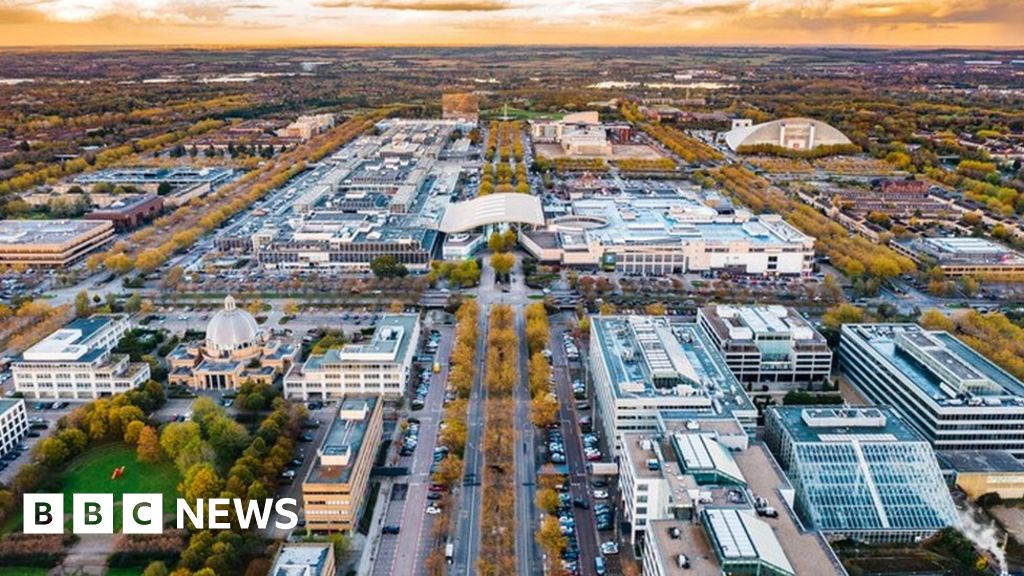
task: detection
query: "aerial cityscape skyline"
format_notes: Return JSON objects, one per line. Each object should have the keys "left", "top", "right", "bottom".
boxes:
{"left": 1, "top": 24, "right": 1024, "bottom": 576}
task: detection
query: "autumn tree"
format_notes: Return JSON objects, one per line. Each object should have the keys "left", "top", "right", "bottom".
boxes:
{"left": 137, "top": 426, "right": 163, "bottom": 463}
{"left": 491, "top": 252, "right": 515, "bottom": 277}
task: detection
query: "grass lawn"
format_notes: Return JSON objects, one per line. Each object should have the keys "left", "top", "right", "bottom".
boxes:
{"left": 59, "top": 444, "right": 181, "bottom": 530}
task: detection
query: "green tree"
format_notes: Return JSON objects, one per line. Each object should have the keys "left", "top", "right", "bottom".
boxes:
{"left": 142, "top": 561, "right": 169, "bottom": 576}
{"left": 370, "top": 255, "right": 409, "bottom": 279}
{"left": 75, "top": 290, "right": 91, "bottom": 318}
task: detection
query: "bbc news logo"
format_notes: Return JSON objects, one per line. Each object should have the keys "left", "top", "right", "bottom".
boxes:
{"left": 24, "top": 494, "right": 299, "bottom": 534}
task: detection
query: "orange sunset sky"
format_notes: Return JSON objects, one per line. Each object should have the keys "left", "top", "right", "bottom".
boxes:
{"left": 0, "top": 0, "right": 1022, "bottom": 47}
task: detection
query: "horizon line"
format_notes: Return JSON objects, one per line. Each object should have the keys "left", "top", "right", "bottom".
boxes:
{"left": 2, "top": 42, "right": 1024, "bottom": 51}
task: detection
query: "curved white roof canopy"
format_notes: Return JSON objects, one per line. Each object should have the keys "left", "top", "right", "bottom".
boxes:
{"left": 439, "top": 193, "right": 545, "bottom": 233}
{"left": 724, "top": 118, "right": 851, "bottom": 152}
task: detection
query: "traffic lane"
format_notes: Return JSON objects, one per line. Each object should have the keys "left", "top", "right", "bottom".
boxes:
{"left": 551, "top": 323, "right": 599, "bottom": 576}
{"left": 392, "top": 324, "right": 453, "bottom": 576}
{"left": 513, "top": 306, "right": 539, "bottom": 576}
{"left": 451, "top": 310, "right": 488, "bottom": 575}
{"left": 264, "top": 403, "right": 335, "bottom": 540}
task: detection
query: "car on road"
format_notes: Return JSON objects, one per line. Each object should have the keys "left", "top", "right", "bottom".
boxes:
{"left": 426, "top": 505, "right": 443, "bottom": 515}
{"left": 593, "top": 489, "right": 608, "bottom": 499}
{"left": 382, "top": 525, "right": 401, "bottom": 535}
{"left": 572, "top": 498, "right": 589, "bottom": 510}
{"left": 595, "top": 556, "right": 607, "bottom": 575}
{"left": 600, "top": 541, "right": 619, "bottom": 555}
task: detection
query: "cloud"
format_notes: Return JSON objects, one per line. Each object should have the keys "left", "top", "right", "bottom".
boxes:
{"left": 316, "top": 0, "right": 511, "bottom": 11}
{"left": 0, "top": 5, "right": 48, "bottom": 23}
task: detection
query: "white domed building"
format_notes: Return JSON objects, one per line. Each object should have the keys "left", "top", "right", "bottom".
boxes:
{"left": 168, "top": 295, "right": 296, "bottom": 390}
{"left": 723, "top": 117, "right": 852, "bottom": 153}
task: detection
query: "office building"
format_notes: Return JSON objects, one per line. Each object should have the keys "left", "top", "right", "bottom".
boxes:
{"left": 0, "top": 399, "right": 28, "bottom": 456}
{"left": 765, "top": 406, "right": 959, "bottom": 543}
{"left": 302, "top": 396, "right": 382, "bottom": 532}
{"left": 698, "top": 305, "right": 832, "bottom": 387}
{"left": 623, "top": 411, "right": 844, "bottom": 576}
{"left": 840, "top": 323, "right": 1024, "bottom": 459}
{"left": 13, "top": 314, "right": 150, "bottom": 400}
{"left": 0, "top": 220, "right": 114, "bottom": 269}
{"left": 85, "top": 194, "right": 164, "bottom": 231}
{"left": 167, "top": 296, "right": 295, "bottom": 390}
{"left": 530, "top": 111, "right": 613, "bottom": 157}
{"left": 937, "top": 450, "right": 1024, "bottom": 501}
{"left": 277, "top": 114, "right": 336, "bottom": 140}
{"left": 892, "top": 236, "right": 1024, "bottom": 277}
{"left": 285, "top": 314, "right": 419, "bottom": 400}
{"left": 590, "top": 316, "right": 757, "bottom": 454}
{"left": 269, "top": 543, "right": 336, "bottom": 576}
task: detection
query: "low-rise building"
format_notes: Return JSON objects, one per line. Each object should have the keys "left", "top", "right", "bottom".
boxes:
{"left": 589, "top": 316, "right": 757, "bottom": 455}
{"left": 0, "top": 219, "right": 114, "bottom": 268}
{"left": 284, "top": 314, "right": 419, "bottom": 400}
{"left": 892, "top": 236, "right": 1024, "bottom": 277}
{"left": 0, "top": 399, "right": 28, "bottom": 456}
{"left": 937, "top": 450, "right": 1024, "bottom": 501}
{"left": 840, "top": 323, "right": 1024, "bottom": 459}
{"left": 268, "top": 543, "right": 336, "bottom": 576}
{"left": 13, "top": 314, "right": 150, "bottom": 400}
{"left": 167, "top": 296, "right": 295, "bottom": 390}
{"left": 277, "top": 114, "right": 336, "bottom": 140}
{"left": 698, "top": 305, "right": 832, "bottom": 387}
{"left": 523, "top": 194, "right": 814, "bottom": 275}
{"left": 85, "top": 194, "right": 164, "bottom": 231}
{"left": 765, "top": 406, "right": 959, "bottom": 543}
{"left": 302, "top": 396, "right": 382, "bottom": 532}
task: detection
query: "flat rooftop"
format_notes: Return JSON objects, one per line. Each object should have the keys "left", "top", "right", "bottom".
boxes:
{"left": 568, "top": 195, "right": 811, "bottom": 248}
{"left": 21, "top": 314, "right": 122, "bottom": 363}
{"left": 306, "top": 396, "right": 378, "bottom": 485}
{"left": 770, "top": 406, "right": 923, "bottom": 444}
{"left": 303, "top": 315, "right": 416, "bottom": 372}
{"left": 937, "top": 450, "right": 1024, "bottom": 474}
{"left": 591, "top": 316, "right": 754, "bottom": 415}
{"left": 0, "top": 399, "right": 23, "bottom": 414}
{"left": 844, "top": 323, "right": 1024, "bottom": 407}
{"left": 74, "top": 166, "right": 234, "bottom": 184}
{"left": 901, "top": 236, "right": 1024, "bottom": 265}
{"left": 271, "top": 543, "right": 332, "bottom": 576}
{"left": 0, "top": 219, "right": 110, "bottom": 247}
{"left": 648, "top": 519, "right": 720, "bottom": 576}
{"left": 701, "top": 305, "right": 824, "bottom": 344}
{"left": 732, "top": 445, "right": 845, "bottom": 576}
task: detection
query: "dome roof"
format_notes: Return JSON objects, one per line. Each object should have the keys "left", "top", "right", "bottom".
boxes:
{"left": 205, "top": 295, "right": 261, "bottom": 353}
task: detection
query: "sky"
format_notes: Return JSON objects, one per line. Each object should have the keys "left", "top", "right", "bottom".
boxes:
{"left": 0, "top": 0, "right": 1022, "bottom": 47}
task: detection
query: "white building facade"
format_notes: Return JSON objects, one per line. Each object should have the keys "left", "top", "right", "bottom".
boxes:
{"left": 284, "top": 315, "right": 420, "bottom": 400}
{"left": 12, "top": 314, "right": 150, "bottom": 400}
{"left": 0, "top": 400, "right": 28, "bottom": 456}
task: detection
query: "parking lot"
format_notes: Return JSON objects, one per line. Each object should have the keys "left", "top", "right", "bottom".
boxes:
{"left": 372, "top": 323, "right": 454, "bottom": 576}
{"left": 0, "top": 401, "right": 74, "bottom": 484}
{"left": 546, "top": 316, "right": 625, "bottom": 576}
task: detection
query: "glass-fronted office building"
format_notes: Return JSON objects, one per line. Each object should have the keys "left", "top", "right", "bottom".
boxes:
{"left": 765, "top": 406, "right": 959, "bottom": 543}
